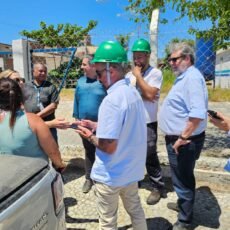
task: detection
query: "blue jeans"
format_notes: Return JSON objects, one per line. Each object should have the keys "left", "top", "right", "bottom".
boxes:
{"left": 165, "top": 133, "right": 205, "bottom": 223}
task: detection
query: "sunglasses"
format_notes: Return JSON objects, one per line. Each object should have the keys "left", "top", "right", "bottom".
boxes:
{"left": 96, "top": 68, "right": 106, "bottom": 78}
{"left": 13, "top": 78, "right": 21, "bottom": 83}
{"left": 168, "top": 55, "right": 184, "bottom": 63}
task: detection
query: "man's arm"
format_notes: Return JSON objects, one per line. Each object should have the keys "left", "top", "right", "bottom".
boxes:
{"left": 77, "top": 126, "right": 117, "bottom": 154}
{"left": 132, "top": 66, "right": 160, "bottom": 101}
{"left": 37, "top": 102, "right": 58, "bottom": 118}
{"left": 173, "top": 117, "right": 202, "bottom": 154}
{"left": 88, "top": 135, "right": 117, "bottom": 154}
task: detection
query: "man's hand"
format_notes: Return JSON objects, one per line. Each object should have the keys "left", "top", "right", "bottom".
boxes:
{"left": 76, "top": 125, "right": 93, "bottom": 139}
{"left": 173, "top": 138, "right": 191, "bottom": 155}
{"left": 132, "top": 66, "right": 142, "bottom": 78}
{"left": 209, "top": 112, "right": 230, "bottom": 132}
{"left": 80, "top": 119, "right": 97, "bottom": 132}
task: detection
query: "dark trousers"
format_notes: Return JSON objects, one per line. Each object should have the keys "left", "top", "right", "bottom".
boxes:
{"left": 50, "top": 128, "right": 58, "bottom": 143}
{"left": 146, "top": 122, "right": 164, "bottom": 190}
{"left": 81, "top": 137, "right": 96, "bottom": 180}
{"left": 165, "top": 133, "right": 205, "bottom": 223}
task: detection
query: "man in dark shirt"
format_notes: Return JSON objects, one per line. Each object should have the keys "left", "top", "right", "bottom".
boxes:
{"left": 23, "top": 63, "right": 59, "bottom": 142}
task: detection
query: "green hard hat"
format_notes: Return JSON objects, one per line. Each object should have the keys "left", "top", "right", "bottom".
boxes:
{"left": 131, "top": 39, "right": 151, "bottom": 53}
{"left": 92, "top": 41, "right": 127, "bottom": 63}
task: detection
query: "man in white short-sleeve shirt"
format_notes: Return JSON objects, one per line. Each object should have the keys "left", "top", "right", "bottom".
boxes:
{"left": 126, "top": 38, "right": 165, "bottom": 206}
{"left": 77, "top": 41, "right": 148, "bottom": 230}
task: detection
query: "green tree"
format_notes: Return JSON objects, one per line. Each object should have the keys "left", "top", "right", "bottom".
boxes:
{"left": 20, "top": 21, "right": 97, "bottom": 47}
{"left": 20, "top": 21, "right": 97, "bottom": 88}
{"left": 126, "top": 0, "right": 229, "bottom": 49}
{"left": 115, "top": 33, "right": 131, "bottom": 51}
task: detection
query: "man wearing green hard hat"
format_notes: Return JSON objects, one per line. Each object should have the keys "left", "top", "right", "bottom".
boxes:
{"left": 77, "top": 41, "right": 148, "bottom": 230}
{"left": 126, "top": 38, "right": 165, "bottom": 205}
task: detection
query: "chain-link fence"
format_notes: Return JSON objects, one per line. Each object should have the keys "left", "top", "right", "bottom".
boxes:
{"left": 30, "top": 43, "right": 78, "bottom": 90}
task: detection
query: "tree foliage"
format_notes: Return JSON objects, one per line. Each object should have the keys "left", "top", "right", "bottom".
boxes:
{"left": 48, "top": 57, "right": 83, "bottom": 85}
{"left": 115, "top": 33, "right": 131, "bottom": 50}
{"left": 20, "top": 21, "right": 97, "bottom": 47}
{"left": 126, "top": 0, "right": 229, "bottom": 49}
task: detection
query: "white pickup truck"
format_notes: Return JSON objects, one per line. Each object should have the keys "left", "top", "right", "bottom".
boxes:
{"left": 0, "top": 155, "right": 66, "bottom": 230}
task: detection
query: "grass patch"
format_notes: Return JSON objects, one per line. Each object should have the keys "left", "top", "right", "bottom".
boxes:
{"left": 208, "top": 87, "right": 230, "bottom": 102}
{"left": 60, "top": 88, "right": 75, "bottom": 100}
{"left": 161, "top": 69, "right": 175, "bottom": 94}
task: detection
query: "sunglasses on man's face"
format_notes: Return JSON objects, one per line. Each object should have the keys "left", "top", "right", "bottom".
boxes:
{"left": 168, "top": 55, "right": 184, "bottom": 63}
{"left": 96, "top": 68, "right": 106, "bottom": 78}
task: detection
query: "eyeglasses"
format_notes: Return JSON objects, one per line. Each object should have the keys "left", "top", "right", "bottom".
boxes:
{"left": 96, "top": 68, "right": 106, "bottom": 78}
{"left": 168, "top": 56, "right": 184, "bottom": 63}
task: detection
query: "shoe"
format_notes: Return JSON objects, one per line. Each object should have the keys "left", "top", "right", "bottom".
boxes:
{"left": 167, "top": 202, "right": 179, "bottom": 212}
{"left": 146, "top": 189, "right": 161, "bottom": 205}
{"left": 82, "top": 179, "right": 93, "bottom": 193}
{"left": 173, "top": 221, "right": 191, "bottom": 230}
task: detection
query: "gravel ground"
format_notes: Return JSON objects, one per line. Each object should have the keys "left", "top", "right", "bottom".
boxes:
{"left": 56, "top": 99, "right": 230, "bottom": 230}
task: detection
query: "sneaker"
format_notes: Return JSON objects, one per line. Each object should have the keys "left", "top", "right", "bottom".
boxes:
{"left": 146, "top": 189, "right": 161, "bottom": 205}
{"left": 167, "top": 202, "right": 179, "bottom": 212}
{"left": 82, "top": 179, "right": 93, "bottom": 193}
{"left": 173, "top": 221, "right": 191, "bottom": 230}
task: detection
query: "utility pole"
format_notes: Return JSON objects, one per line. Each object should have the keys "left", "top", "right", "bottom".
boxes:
{"left": 149, "top": 9, "right": 159, "bottom": 67}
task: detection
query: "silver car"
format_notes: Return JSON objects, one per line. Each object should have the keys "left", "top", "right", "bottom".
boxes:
{"left": 0, "top": 155, "right": 66, "bottom": 230}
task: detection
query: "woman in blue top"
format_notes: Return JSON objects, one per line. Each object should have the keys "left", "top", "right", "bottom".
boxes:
{"left": 0, "top": 78, "right": 66, "bottom": 171}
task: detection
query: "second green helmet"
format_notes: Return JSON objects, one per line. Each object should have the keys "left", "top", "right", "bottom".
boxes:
{"left": 92, "top": 41, "right": 127, "bottom": 63}
{"left": 131, "top": 39, "right": 151, "bottom": 53}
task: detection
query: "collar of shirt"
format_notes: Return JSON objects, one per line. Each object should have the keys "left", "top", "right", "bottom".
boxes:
{"left": 142, "top": 66, "right": 153, "bottom": 77}
{"left": 107, "top": 78, "right": 128, "bottom": 94}
{"left": 32, "top": 80, "right": 46, "bottom": 88}
{"left": 175, "top": 65, "right": 194, "bottom": 82}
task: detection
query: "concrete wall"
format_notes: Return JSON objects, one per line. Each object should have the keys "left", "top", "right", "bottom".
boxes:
{"left": 12, "top": 39, "right": 32, "bottom": 82}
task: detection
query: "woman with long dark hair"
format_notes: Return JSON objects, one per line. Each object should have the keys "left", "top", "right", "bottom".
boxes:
{"left": 0, "top": 78, "right": 65, "bottom": 171}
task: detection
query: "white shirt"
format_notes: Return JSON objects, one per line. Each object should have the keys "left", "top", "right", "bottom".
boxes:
{"left": 126, "top": 66, "right": 163, "bottom": 123}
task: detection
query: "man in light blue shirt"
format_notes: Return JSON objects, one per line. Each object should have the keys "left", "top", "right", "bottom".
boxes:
{"left": 76, "top": 41, "right": 147, "bottom": 230}
{"left": 159, "top": 42, "right": 208, "bottom": 230}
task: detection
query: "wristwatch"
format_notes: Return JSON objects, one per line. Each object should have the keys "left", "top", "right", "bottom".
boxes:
{"left": 179, "top": 135, "right": 188, "bottom": 141}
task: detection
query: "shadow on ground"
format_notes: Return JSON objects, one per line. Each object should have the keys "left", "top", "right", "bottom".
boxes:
{"left": 63, "top": 157, "right": 85, "bottom": 184}
{"left": 64, "top": 197, "right": 98, "bottom": 226}
{"left": 192, "top": 186, "right": 221, "bottom": 229}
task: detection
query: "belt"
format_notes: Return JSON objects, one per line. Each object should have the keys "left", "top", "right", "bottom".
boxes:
{"left": 165, "top": 131, "right": 205, "bottom": 142}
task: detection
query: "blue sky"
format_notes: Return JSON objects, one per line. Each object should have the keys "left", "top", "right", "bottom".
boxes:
{"left": 0, "top": 0, "right": 210, "bottom": 58}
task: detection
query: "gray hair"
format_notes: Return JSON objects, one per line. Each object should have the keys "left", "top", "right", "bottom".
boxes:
{"left": 109, "top": 63, "right": 128, "bottom": 77}
{"left": 169, "top": 42, "right": 195, "bottom": 64}
{"left": 83, "top": 54, "right": 94, "bottom": 65}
